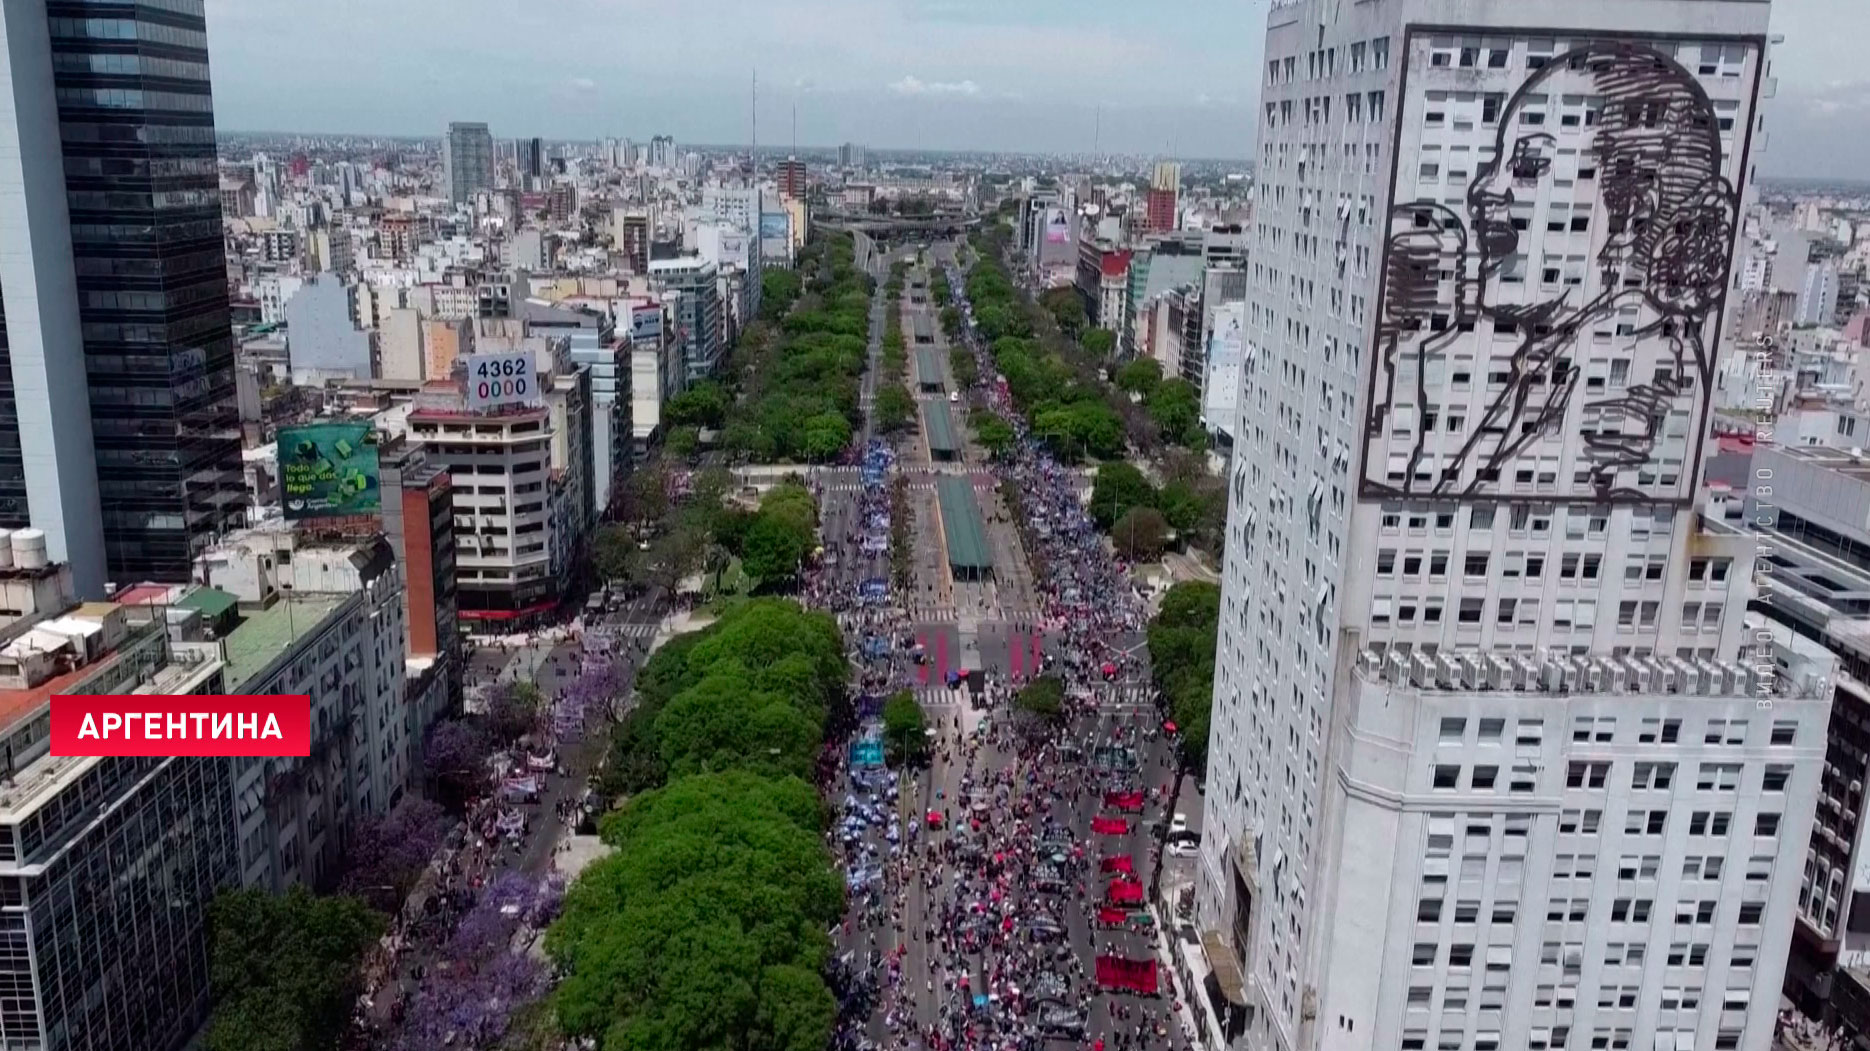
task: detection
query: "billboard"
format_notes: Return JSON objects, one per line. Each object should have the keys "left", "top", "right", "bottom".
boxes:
{"left": 279, "top": 422, "right": 380, "bottom": 520}
{"left": 760, "top": 212, "right": 790, "bottom": 239}
{"left": 630, "top": 304, "right": 662, "bottom": 343}
{"left": 464, "top": 350, "right": 539, "bottom": 411}
{"left": 1043, "top": 207, "right": 1070, "bottom": 244}
{"left": 1203, "top": 302, "right": 1245, "bottom": 434}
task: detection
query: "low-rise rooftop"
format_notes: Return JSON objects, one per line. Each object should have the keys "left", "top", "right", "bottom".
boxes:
{"left": 223, "top": 595, "right": 349, "bottom": 691}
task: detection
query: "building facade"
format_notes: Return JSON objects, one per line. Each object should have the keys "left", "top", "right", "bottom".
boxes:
{"left": 0, "top": 0, "right": 247, "bottom": 592}
{"left": 443, "top": 121, "right": 494, "bottom": 205}
{"left": 649, "top": 257, "right": 723, "bottom": 383}
{"left": 1196, "top": 5, "right": 1804, "bottom": 1051}
{"left": 0, "top": 596, "right": 231, "bottom": 1051}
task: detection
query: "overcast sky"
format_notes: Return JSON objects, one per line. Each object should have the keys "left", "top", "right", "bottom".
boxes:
{"left": 206, "top": 0, "right": 1867, "bottom": 175}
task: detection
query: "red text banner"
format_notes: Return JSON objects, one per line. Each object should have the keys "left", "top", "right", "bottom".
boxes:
{"left": 51, "top": 695, "right": 311, "bottom": 757}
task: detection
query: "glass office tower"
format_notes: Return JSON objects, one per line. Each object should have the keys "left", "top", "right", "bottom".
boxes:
{"left": 43, "top": 2, "right": 246, "bottom": 582}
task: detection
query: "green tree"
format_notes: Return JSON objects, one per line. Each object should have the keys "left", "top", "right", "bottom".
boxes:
{"left": 1146, "top": 378, "right": 1203, "bottom": 445}
{"left": 874, "top": 386, "right": 916, "bottom": 433}
{"left": 741, "top": 512, "right": 814, "bottom": 585}
{"left": 665, "top": 381, "right": 729, "bottom": 429}
{"left": 1040, "top": 287, "right": 1086, "bottom": 337}
{"left": 1115, "top": 357, "right": 1163, "bottom": 395}
{"left": 1112, "top": 506, "right": 1172, "bottom": 561}
{"left": 548, "top": 772, "right": 840, "bottom": 1051}
{"left": 940, "top": 305, "right": 963, "bottom": 339}
{"left": 949, "top": 348, "right": 979, "bottom": 388}
{"left": 619, "top": 464, "right": 671, "bottom": 528}
{"left": 1081, "top": 328, "right": 1117, "bottom": 358}
{"left": 1090, "top": 461, "right": 1157, "bottom": 530}
{"left": 593, "top": 524, "right": 640, "bottom": 585}
{"left": 208, "top": 887, "right": 383, "bottom": 1051}
{"left": 665, "top": 425, "right": 700, "bottom": 457}
{"left": 1014, "top": 676, "right": 1066, "bottom": 723}
{"left": 657, "top": 668, "right": 821, "bottom": 779}
{"left": 798, "top": 412, "right": 853, "bottom": 462}
{"left": 971, "top": 412, "right": 1016, "bottom": 459}
{"left": 881, "top": 690, "right": 928, "bottom": 767}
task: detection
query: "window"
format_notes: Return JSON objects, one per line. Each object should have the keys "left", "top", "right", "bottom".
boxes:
{"left": 1471, "top": 765, "right": 1498, "bottom": 789}
{"left": 1434, "top": 765, "right": 1460, "bottom": 789}
{"left": 1755, "top": 813, "right": 1781, "bottom": 837}
{"left": 1763, "top": 765, "right": 1791, "bottom": 792}
{"left": 1418, "top": 898, "right": 1443, "bottom": 922}
{"left": 1440, "top": 717, "right": 1466, "bottom": 742}
{"left": 1478, "top": 718, "right": 1505, "bottom": 742}
{"left": 1771, "top": 720, "right": 1798, "bottom": 746}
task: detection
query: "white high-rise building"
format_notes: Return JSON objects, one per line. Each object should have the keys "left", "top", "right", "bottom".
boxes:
{"left": 1194, "top": 5, "right": 1832, "bottom": 1051}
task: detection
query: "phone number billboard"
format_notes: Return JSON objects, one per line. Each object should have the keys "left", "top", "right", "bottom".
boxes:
{"left": 279, "top": 422, "right": 380, "bottom": 520}
{"left": 465, "top": 351, "right": 539, "bottom": 411}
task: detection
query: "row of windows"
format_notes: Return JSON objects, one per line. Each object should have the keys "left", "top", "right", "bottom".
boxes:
{"left": 51, "top": 49, "right": 208, "bottom": 81}
{"left": 47, "top": 17, "right": 207, "bottom": 50}
{"left": 1377, "top": 549, "right": 1729, "bottom": 585}
{"left": 56, "top": 87, "right": 213, "bottom": 112}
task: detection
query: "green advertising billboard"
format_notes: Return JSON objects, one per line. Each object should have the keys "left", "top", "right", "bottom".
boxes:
{"left": 279, "top": 422, "right": 381, "bottom": 520}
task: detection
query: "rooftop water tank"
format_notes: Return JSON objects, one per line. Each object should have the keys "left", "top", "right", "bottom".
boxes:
{"left": 12, "top": 529, "right": 47, "bottom": 570}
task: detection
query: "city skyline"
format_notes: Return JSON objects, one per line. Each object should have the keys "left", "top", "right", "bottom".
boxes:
{"left": 205, "top": 0, "right": 1870, "bottom": 174}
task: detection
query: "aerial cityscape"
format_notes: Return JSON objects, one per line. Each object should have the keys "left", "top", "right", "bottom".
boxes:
{"left": 0, "top": 1, "right": 1865, "bottom": 1051}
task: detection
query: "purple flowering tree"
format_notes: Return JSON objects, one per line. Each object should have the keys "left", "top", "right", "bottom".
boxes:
{"left": 393, "top": 872, "right": 563, "bottom": 1050}
{"left": 424, "top": 719, "right": 494, "bottom": 810}
{"left": 341, "top": 797, "right": 453, "bottom": 912}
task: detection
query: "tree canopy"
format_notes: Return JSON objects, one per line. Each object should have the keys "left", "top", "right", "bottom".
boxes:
{"left": 1015, "top": 676, "right": 1066, "bottom": 723}
{"left": 208, "top": 887, "right": 383, "bottom": 1051}
{"left": 1090, "top": 461, "right": 1157, "bottom": 530}
{"left": 1115, "top": 357, "right": 1163, "bottom": 396}
{"left": 721, "top": 233, "right": 872, "bottom": 463}
{"left": 1147, "top": 581, "right": 1220, "bottom": 773}
{"left": 1112, "top": 506, "right": 1172, "bottom": 561}
{"left": 881, "top": 690, "right": 929, "bottom": 766}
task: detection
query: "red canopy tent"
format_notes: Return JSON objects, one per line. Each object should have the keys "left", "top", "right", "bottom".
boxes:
{"left": 1095, "top": 906, "right": 1130, "bottom": 926}
{"left": 1103, "top": 790, "right": 1146, "bottom": 812}
{"left": 1100, "top": 855, "right": 1135, "bottom": 875}
{"left": 1091, "top": 817, "right": 1129, "bottom": 835}
{"left": 1095, "top": 955, "right": 1159, "bottom": 995}
{"left": 1107, "top": 879, "right": 1145, "bottom": 906}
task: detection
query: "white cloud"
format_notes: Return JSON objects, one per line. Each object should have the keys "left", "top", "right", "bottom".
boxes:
{"left": 568, "top": 76, "right": 596, "bottom": 92}
{"left": 889, "top": 75, "right": 982, "bottom": 97}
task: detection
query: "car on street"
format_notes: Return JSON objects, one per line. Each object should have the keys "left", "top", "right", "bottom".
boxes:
{"left": 1170, "top": 812, "right": 1189, "bottom": 837}
{"left": 1167, "top": 836, "right": 1199, "bottom": 858}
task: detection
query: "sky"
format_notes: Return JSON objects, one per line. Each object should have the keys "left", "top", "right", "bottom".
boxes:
{"left": 205, "top": 0, "right": 1868, "bottom": 175}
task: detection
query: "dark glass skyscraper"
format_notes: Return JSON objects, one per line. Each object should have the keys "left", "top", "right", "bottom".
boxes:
{"left": 22, "top": 1, "right": 247, "bottom": 585}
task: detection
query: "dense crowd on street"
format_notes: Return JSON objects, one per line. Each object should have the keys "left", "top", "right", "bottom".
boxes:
{"left": 348, "top": 624, "right": 635, "bottom": 1048}
{"left": 818, "top": 247, "right": 1192, "bottom": 1051}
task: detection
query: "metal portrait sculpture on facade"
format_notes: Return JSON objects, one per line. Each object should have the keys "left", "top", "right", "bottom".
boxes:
{"left": 1364, "top": 41, "right": 1741, "bottom": 503}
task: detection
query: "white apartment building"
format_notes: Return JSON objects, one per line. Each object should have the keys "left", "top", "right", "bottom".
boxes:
{"left": 199, "top": 531, "right": 412, "bottom": 890}
{"left": 1196, "top": 4, "right": 1822, "bottom": 1051}
{"left": 407, "top": 368, "right": 593, "bottom": 624}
